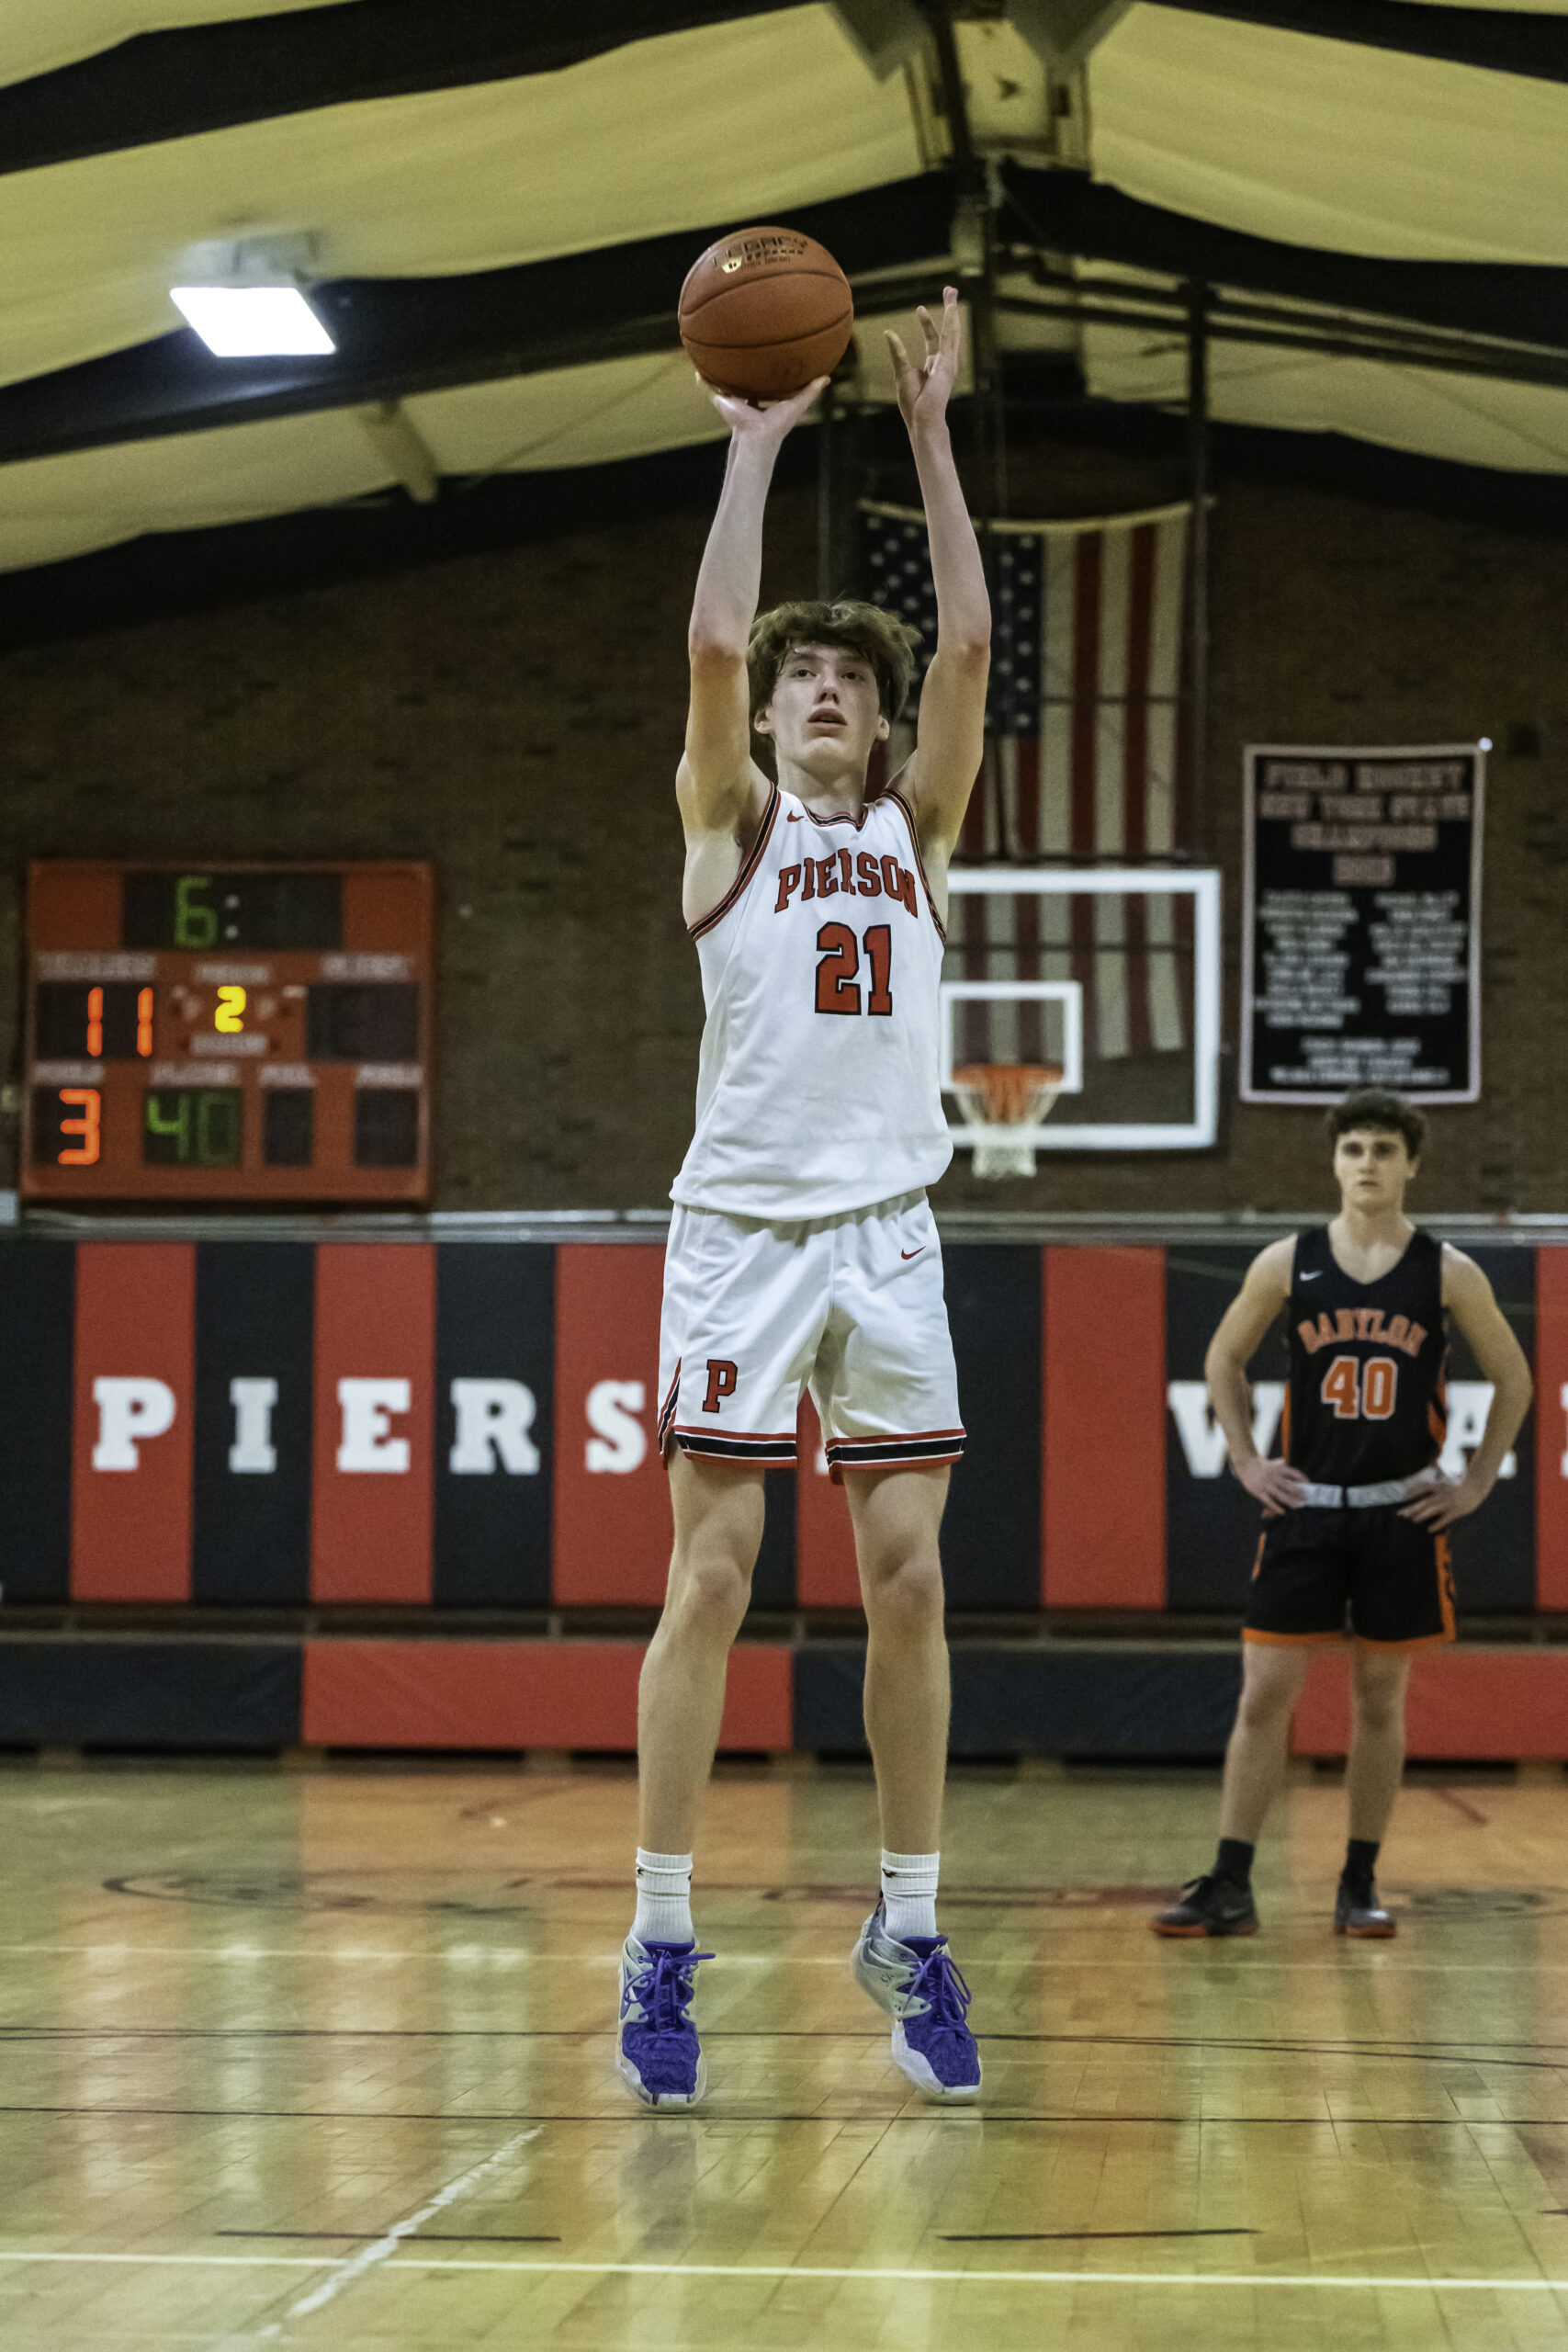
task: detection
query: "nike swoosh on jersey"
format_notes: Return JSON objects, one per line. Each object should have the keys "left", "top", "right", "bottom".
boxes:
{"left": 787, "top": 810, "right": 805, "bottom": 821}
{"left": 901, "top": 1248, "right": 924, "bottom": 1261}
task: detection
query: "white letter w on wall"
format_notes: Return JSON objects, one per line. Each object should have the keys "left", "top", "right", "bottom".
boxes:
{"left": 1168, "top": 1381, "right": 1285, "bottom": 1476}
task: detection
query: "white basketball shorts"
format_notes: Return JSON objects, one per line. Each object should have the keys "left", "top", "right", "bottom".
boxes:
{"left": 657, "top": 1188, "right": 964, "bottom": 1480}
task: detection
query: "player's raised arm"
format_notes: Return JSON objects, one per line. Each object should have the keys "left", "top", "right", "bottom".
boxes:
{"left": 679, "top": 379, "right": 826, "bottom": 873}
{"left": 1401, "top": 1248, "right": 1533, "bottom": 1528}
{"left": 1204, "top": 1239, "right": 1307, "bottom": 1514}
{"left": 886, "top": 288, "right": 990, "bottom": 862}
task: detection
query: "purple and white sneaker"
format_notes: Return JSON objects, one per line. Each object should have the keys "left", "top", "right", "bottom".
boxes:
{"left": 615, "top": 1935, "right": 712, "bottom": 2109}
{"left": 852, "top": 1904, "right": 981, "bottom": 2100}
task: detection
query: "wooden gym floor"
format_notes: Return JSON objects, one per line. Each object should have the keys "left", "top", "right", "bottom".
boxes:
{"left": 0, "top": 1754, "right": 1564, "bottom": 2350}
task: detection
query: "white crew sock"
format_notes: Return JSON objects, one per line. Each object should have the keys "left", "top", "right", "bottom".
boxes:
{"left": 881, "top": 1849, "right": 940, "bottom": 1942}
{"left": 632, "top": 1849, "right": 694, "bottom": 1947}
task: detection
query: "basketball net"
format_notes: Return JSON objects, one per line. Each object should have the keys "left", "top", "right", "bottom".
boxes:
{"left": 952, "top": 1063, "right": 1064, "bottom": 1180}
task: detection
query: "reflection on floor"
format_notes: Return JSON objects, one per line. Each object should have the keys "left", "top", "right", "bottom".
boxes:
{"left": 0, "top": 1754, "right": 1563, "bottom": 2348}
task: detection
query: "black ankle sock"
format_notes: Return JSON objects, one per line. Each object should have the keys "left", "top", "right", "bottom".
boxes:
{"left": 1214, "top": 1838, "right": 1255, "bottom": 1890}
{"left": 1342, "top": 1838, "right": 1380, "bottom": 1891}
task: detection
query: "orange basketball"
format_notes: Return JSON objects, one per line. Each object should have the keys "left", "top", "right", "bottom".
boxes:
{"left": 679, "top": 226, "right": 853, "bottom": 401}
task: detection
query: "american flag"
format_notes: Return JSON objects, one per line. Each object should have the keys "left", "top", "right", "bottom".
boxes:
{"left": 863, "top": 500, "right": 1196, "bottom": 1066}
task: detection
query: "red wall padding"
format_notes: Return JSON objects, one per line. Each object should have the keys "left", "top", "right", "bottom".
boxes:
{"left": 72, "top": 1242, "right": 194, "bottom": 1600}
{"left": 551, "top": 1245, "right": 670, "bottom": 1604}
{"left": 302, "top": 1638, "right": 792, "bottom": 1751}
{"left": 1292, "top": 1647, "right": 1568, "bottom": 1758}
{"left": 1042, "top": 1246, "right": 1166, "bottom": 1607}
{"left": 795, "top": 1396, "right": 861, "bottom": 1606}
{"left": 310, "top": 1243, "right": 434, "bottom": 1602}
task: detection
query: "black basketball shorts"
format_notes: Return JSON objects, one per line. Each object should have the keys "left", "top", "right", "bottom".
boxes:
{"left": 1243, "top": 1505, "right": 1456, "bottom": 1650}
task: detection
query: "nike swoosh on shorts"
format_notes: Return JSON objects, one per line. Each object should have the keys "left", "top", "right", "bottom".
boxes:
{"left": 901, "top": 1248, "right": 924, "bottom": 1261}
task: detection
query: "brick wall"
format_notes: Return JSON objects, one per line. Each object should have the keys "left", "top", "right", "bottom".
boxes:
{"left": 0, "top": 460, "right": 1563, "bottom": 1212}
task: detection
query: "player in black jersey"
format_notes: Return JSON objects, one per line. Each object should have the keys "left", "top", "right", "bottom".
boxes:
{"left": 1153, "top": 1090, "right": 1531, "bottom": 1940}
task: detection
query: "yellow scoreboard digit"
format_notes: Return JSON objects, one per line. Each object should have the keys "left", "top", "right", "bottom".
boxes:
{"left": 23, "top": 862, "right": 434, "bottom": 1203}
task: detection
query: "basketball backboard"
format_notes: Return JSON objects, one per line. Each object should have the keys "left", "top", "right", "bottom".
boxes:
{"left": 941, "top": 866, "right": 1222, "bottom": 1156}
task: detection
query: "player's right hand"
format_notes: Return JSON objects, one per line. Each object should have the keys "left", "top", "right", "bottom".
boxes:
{"left": 708, "top": 377, "right": 829, "bottom": 440}
{"left": 1234, "top": 1455, "right": 1309, "bottom": 1516}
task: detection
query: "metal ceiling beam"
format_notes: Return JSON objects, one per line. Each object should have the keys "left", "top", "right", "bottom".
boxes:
{"left": 1010, "top": 2, "right": 1134, "bottom": 70}
{"left": 993, "top": 290, "right": 1568, "bottom": 397}
{"left": 998, "top": 163, "right": 1568, "bottom": 356}
{"left": 0, "top": 0, "right": 801, "bottom": 179}
{"left": 829, "top": 0, "right": 930, "bottom": 80}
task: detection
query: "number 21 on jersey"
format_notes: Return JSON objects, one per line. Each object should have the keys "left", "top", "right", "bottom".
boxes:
{"left": 816, "top": 922, "right": 893, "bottom": 1017}
{"left": 1321, "top": 1353, "right": 1397, "bottom": 1420}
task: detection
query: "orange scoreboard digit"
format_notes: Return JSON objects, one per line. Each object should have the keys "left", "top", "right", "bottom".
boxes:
{"left": 24, "top": 862, "right": 434, "bottom": 1203}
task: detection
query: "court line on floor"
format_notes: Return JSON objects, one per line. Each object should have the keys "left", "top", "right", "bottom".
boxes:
{"left": 940, "top": 2229, "right": 1257, "bottom": 2242}
{"left": 3, "top": 2026, "right": 1564, "bottom": 2065}
{"left": 0, "top": 2251, "right": 1564, "bottom": 2294}
{"left": 0, "top": 2104, "right": 1563, "bottom": 2127}
{"left": 247, "top": 2124, "right": 541, "bottom": 2337}
{"left": 218, "top": 2232, "right": 559, "bottom": 2244}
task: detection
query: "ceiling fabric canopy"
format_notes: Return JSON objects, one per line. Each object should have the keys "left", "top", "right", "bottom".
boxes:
{"left": 0, "top": 0, "right": 1564, "bottom": 583}
{"left": 1095, "top": 8, "right": 1568, "bottom": 265}
{"left": 0, "top": 7, "right": 915, "bottom": 390}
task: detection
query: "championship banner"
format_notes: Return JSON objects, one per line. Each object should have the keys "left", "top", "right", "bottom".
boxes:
{"left": 1240, "top": 741, "right": 1483, "bottom": 1103}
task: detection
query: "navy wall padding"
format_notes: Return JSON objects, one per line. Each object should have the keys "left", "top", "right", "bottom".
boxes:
{"left": 1442, "top": 1246, "right": 1534, "bottom": 1612}
{"left": 942, "top": 1245, "right": 1041, "bottom": 1609}
{"left": 0, "top": 1239, "right": 75, "bottom": 1600}
{"left": 0, "top": 1641, "right": 302, "bottom": 1747}
{"left": 193, "top": 1241, "right": 315, "bottom": 1603}
{"left": 751, "top": 1469, "right": 796, "bottom": 1611}
{"left": 434, "top": 1243, "right": 555, "bottom": 1605}
{"left": 1165, "top": 1245, "right": 1280, "bottom": 1610}
{"left": 795, "top": 1643, "right": 1244, "bottom": 1756}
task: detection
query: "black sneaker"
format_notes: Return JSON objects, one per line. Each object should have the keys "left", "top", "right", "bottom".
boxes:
{"left": 1334, "top": 1881, "right": 1395, "bottom": 1939}
{"left": 1151, "top": 1873, "right": 1259, "bottom": 1939}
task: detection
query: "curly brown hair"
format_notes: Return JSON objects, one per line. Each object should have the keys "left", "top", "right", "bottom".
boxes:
{"left": 1326, "top": 1088, "right": 1427, "bottom": 1160}
{"left": 747, "top": 599, "right": 922, "bottom": 725}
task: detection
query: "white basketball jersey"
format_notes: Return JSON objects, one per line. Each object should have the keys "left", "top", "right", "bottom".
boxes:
{"left": 671, "top": 783, "right": 953, "bottom": 1220}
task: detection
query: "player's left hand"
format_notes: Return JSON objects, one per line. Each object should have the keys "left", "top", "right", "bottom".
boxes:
{"left": 1399, "top": 1471, "right": 1488, "bottom": 1529}
{"left": 886, "top": 287, "right": 963, "bottom": 433}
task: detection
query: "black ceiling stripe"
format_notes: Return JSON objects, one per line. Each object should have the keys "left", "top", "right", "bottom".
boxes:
{"left": 1161, "top": 0, "right": 1568, "bottom": 86}
{"left": 0, "top": 0, "right": 800, "bottom": 178}
{"left": 0, "top": 175, "right": 955, "bottom": 466}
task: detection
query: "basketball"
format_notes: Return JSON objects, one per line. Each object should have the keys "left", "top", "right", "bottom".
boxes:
{"left": 678, "top": 225, "right": 853, "bottom": 401}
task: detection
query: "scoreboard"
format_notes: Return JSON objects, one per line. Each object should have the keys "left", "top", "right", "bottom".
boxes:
{"left": 23, "top": 862, "right": 434, "bottom": 1203}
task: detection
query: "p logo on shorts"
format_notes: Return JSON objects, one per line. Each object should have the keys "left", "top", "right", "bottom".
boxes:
{"left": 702, "top": 1360, "right": 739, "bottom": 1415}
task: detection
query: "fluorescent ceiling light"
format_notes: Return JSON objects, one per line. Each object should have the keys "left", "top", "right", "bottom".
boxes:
{"left": 170, "top": 284, "right": 334, "bottom": 357}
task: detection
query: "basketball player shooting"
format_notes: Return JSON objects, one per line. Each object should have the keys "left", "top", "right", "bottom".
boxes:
{"left": 1153, "top": 1090, "right": 1532, "bottom": 1940}
{"left": 616, "top": 289, "right": 990, "bottom": 2108}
